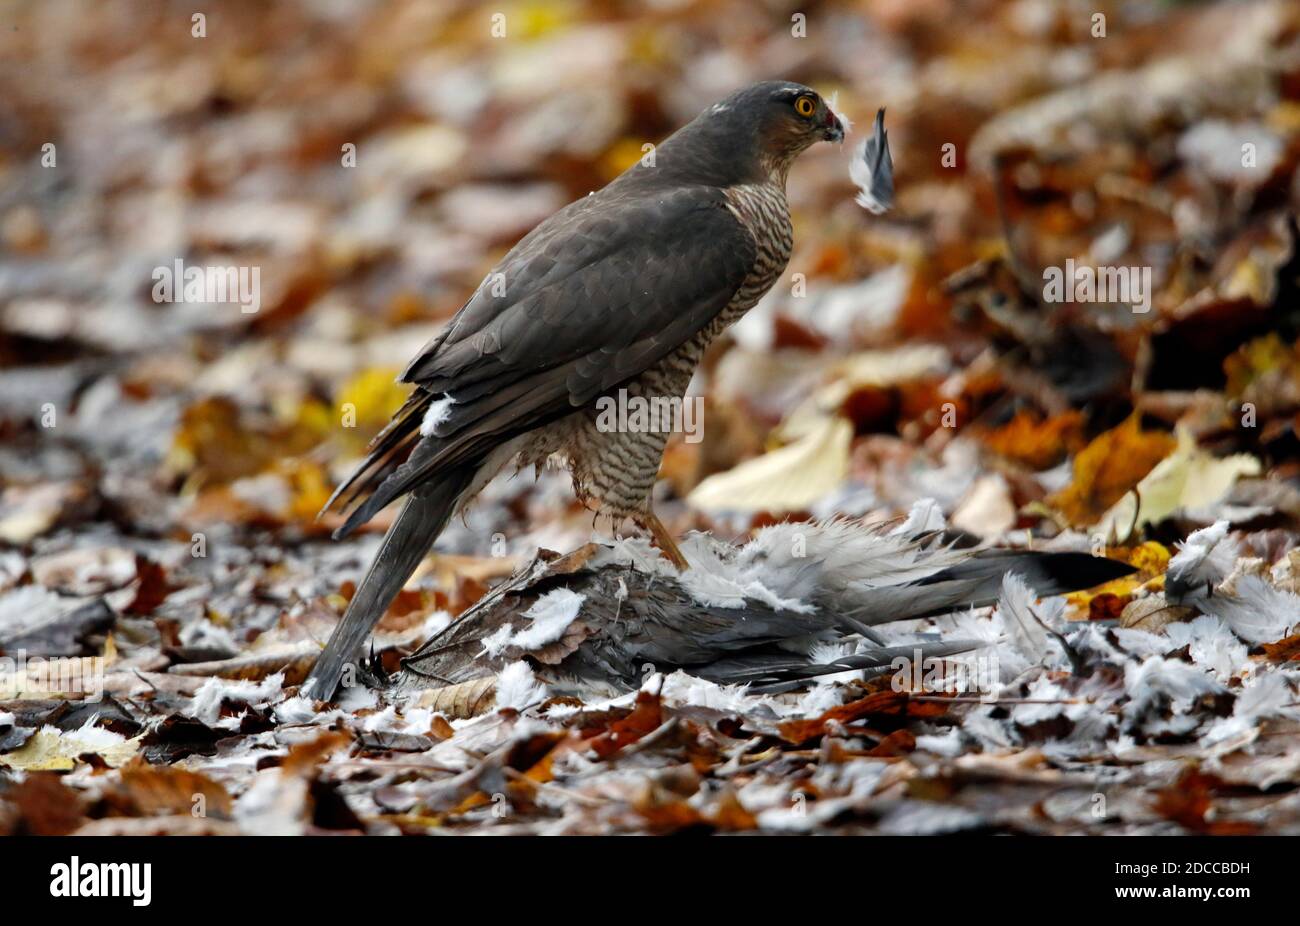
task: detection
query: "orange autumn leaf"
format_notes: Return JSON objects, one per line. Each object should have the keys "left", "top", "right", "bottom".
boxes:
{"left": 1046, "top": 415, "right": 1176, "bottom": 527}
{"left": 634, "top": 786, "right": 758, "bottom": 834}
{"left": 1086, "top": 593, "right": 1127, "bottom": 621}
{"left": 1065, "top": 541, "right": 1170, "bottom": 614}
{"left": 982, "top": 410, "right": 1084, "bottom": 470}
{"left": 866, "top": 729, "right": 917, "bottom": 757}
{"left": 777, "top": 690, "right": 947, "bottom": 744}
{"left": 583, "top": 689, "right": 664, "bottom": 759}
{"left": 1152, "top": 769, "right": 1258, "bottom": 836}
{"left": 1256, "top": 634, "right": 1300, "bottom": 663}
{"left": 115, "top": 763, "right": 233, "bottom": 819}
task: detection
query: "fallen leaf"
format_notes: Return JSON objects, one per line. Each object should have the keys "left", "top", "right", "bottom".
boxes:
{"left": 777, "top": 691, "right": 946, "bottom": 745}
{"left": 1096, "top": 427, "right": 1261, "bottom": 540}
{"left": 687, "top": 416, "right": 852, "bottom": 514}
{"left": 1046, "top": 415, "right": 1176, "bottom": 528}
{"left": 3, "top": 772, "right": 85, "bottom": 835}
{"left": 111, "top": 763, "right": 234, "bottom": 819}
{"left": 0, "top": 725, "right": 142, "bottom": 770}
{"left": 982, "top": 410, "right": 1085, "bottom": 470}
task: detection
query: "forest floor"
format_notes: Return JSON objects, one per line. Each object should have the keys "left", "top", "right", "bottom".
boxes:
{"left": 3, "top": 0, "right": 1300, "bottom": 834}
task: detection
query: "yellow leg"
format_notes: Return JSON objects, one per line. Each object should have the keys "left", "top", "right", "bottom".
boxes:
{"left": 641, "top": 509, "right": 689, "bottom": 571}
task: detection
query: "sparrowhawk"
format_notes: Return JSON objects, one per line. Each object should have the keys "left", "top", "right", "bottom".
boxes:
{"left": 306, "top": 81, "right": 848, "bottom": 698}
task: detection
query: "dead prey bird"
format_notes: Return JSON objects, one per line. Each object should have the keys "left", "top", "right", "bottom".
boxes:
{"left": 305, "top": 82, "right": 850, "bottom": 700}
{"left": 391, "top": 519, "right": 1134, "bottom": 700}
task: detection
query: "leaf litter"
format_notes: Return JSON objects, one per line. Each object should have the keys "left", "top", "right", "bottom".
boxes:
{"left": 2, "top": 0, "right": 1300, "bottom": 834}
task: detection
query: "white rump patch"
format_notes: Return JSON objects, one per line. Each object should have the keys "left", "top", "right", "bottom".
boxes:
{"left": 419, "top": 393, "right": 456, "bottom": 437}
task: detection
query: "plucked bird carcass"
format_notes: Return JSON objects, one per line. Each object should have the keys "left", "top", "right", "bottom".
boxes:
{"left": 386, "top": 516, "right": 1135, "bottom": 713}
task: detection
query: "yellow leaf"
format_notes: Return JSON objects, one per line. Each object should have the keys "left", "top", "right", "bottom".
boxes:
{"left": 1066, "top": 541, "right": 1170, "bottom": 610}
{"left": 1046, "top": 415, "right": 1176, "bottom": 527}
{"left": 1097, "top": 427, "right": 1261, "bottom": 541}
{"left": 0, "top": 728, "right": 142, "bottom": 771}
{"left": 335, "top": 367, "right": 410, "bottom": 439}
{"left": 1223, "top": 333, "right": 1296, "bottom": 397}
{"left": 602, "top": 138, "right": 650, "bottom": 180}
{"left": 687, "top": 416, "right": 852, "bottom": 514}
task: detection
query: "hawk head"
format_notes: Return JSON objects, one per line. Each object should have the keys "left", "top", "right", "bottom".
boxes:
{"left": 730, "top": 80, "right": 846, "bottom": 149}
{"left": 650, "top": 81, "right": 846, "bottom": 187}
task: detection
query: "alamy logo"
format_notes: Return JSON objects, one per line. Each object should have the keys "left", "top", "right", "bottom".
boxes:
{"left": 1042, "top": 259, "right": 1152, "bottom": 313}
{"left": 0, "top": 651, "right": 104, "bottom": 701}
{"left": 152, "top": 259, "right": 261, "bottom": 314}
{"left": 594, "top": 389, "right": 704, "bottom": 443}
{"left": 49, "top": 857, "right": 151, "bottom": 906}
{"left": 890, "top": 648, "right": 999, "bottom": 700}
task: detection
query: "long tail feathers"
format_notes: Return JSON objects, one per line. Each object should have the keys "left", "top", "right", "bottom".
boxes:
{"left": 844, "top": 551, "right": 1135, "bottom": 627}
{"left": 304, "top": 468, "right": 476, "bottom": 700}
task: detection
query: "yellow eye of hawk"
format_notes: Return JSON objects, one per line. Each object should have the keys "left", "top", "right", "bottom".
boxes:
{"left": 794, "top": 96, "right": 816, "bottom": 117}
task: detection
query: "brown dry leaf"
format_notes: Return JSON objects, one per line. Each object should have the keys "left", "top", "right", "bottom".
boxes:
{"left": 583, "top": 689, "right": 664, "bottom": 759}
{"left": 0, "top": 726, "right": 143, "bottom": 771}
{"left": 866, "top": 729, "right": 917, "bottom": 757}
{"left": 125, "top": 555, "right": 173, "bottom": 615}
{"left": 1119, "top": 595, "right": 1192, "bottom": 633}
{"left": 982, "top": 410, "right": 1085, "bottom": 470}
{"left": 168, "top": 642, "right": 320, "bottom": 684}
{"left": 0, "top": 481, "right": 92, "bottom": 544}
{"left": 1151, "top": 768, "right": 1258, "bottom": 835}
{"left": 73, "top": 816, "right": 241, "bottom": 836}
{"left": 113, "top": 762, "right": 233, "bottom": 819}
{"left": 1256, "top": 634, "right": 1300, "bottom": 663}
{"left": 416, "top": 677, "right": 499, "bottom": 719}
{"left": 1046, "top": 414, "right": 1176, "bottom": 527}
{"left": 633, "top": 790, "right": 707, "bottom": 834}
{"left": 777, "top": 691, "right": 947, "bottom": 745}
{"left": 281, "top": 730, "right": 352, "bottom": 776}
{"left": 4, "top": 772, "right": 85, "bottom": 835}
{"left": 31, "top": 546, "right": 137, "bottom": 596}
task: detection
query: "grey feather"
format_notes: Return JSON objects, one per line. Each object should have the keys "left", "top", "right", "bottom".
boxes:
{"left": 850, "top": 108, "right": 894, "bottom": 214}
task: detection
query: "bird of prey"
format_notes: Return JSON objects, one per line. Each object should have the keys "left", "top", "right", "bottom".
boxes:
{"left": 305, "top": 81, "right": 850, "bottom": 699}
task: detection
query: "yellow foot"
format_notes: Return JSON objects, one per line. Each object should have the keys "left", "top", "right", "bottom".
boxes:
{"left": 640, "top": 510, "right": 690, "bottom": 571}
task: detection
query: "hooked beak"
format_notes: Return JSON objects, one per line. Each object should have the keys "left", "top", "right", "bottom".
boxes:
{"left": 822, "top": 111, "right": 845, "bottom": 144}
